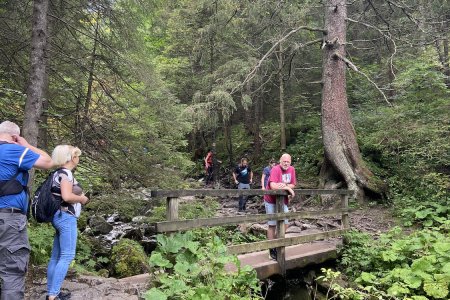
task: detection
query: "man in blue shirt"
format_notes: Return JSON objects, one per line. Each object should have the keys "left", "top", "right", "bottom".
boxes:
{"left": 0, "top": 121, "right": 53, "bottom": 300}
{"left": 233, "top": 158, "right": 253, "bottom": 212}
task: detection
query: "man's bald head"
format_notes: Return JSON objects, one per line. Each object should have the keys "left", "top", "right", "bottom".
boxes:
{"left": 279, "top": 153, "right": 291, "bottom": 170}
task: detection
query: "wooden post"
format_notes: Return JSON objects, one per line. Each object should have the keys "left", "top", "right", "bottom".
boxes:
{"left": 166, "top": 197, "right": 179, "bottom": 221}
{"left": 341, "top": 194, "right": 349, "bottom": 229}
{"left": 276, "top": 195, "right": 286, "bottom": 277}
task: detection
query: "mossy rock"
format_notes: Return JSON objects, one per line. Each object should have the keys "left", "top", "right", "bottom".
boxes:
{"left": 110, "top": 239, "right": 149, "bottom": 278}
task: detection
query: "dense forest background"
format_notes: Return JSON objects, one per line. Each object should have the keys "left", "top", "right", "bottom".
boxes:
{"left": 1, "top": 0, "right": 449, "bottom": 299}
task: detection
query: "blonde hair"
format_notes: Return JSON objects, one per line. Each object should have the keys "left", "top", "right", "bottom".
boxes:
{"left": 0, "top": 121, "right": 20, "bottom": 135}
{"left": 52, "top": 145, "right": 81, "bottom": 166}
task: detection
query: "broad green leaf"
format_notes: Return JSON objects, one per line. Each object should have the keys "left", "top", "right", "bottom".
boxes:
{"left": 411, "top": 257, "right": 435, "bottom": 273}
{"left": 359, "top": 272, "right": 377, "bottom": 284}
{"left": 433, "top": 243, "right": 450, "bottom": 255}
{"left": 382, "top": 250, "right": 398, "bottom": 262}
{"left": 144, "top": 288, "right": 167, "bottom": 300}
{"left": 387, "top": 282, "right": 410, "bottom": 297}
{"left": 174, "top": 261, "right": 191, "bottom": 276}
{"left": 149, "top": 252, "right": 173, "bottom": 268}
{"left": 442, "top": 262, "right": 450, "bottom": 274}
{"left": 423, "top": 280, "right": 449, "bottom": 299}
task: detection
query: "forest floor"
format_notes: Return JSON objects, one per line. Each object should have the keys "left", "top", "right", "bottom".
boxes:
{"left": 25, "top": 191, "right": 398, "bottom": 300}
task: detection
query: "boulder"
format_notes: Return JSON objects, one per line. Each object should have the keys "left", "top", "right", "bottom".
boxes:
{"left": 89, "top": 215, "right": 114, "bottom": 234}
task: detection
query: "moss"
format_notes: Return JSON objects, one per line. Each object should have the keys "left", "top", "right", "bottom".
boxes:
{"left": 110, "top": 239, "right": 149, "bottom": 278}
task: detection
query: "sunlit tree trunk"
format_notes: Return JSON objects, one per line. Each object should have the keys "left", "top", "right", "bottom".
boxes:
{"left": 321, "top": 0, "right": 385, "bottom": 201}
{"left": 23, "top": 0, "right": 49, "bottom": 146}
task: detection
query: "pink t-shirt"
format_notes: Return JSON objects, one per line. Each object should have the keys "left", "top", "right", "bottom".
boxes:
{"left": 263, "top": 165, "right": 296, "bottom": 204}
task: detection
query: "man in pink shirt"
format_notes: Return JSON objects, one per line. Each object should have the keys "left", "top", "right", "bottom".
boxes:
{"left": 263, "top": 153, "right": 296, "bottom": 260}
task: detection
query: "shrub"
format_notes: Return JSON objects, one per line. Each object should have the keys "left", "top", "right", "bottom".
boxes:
{"left": 146, "top": 232, "right": 262, "bottom": 300}
{"left": 339, "top": 227, "right": 450, "bottom": 299}
{"left": 28, "top": 223, "right": 55, "bottom": 265}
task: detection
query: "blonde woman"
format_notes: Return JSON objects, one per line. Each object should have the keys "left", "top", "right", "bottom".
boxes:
{"left": 46, "top": 145, "right": 88, "bottom": 300}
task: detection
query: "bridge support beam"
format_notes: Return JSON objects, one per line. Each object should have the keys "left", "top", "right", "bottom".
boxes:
{"left": 276, "top": 195, "right": 286, "bottom": 277}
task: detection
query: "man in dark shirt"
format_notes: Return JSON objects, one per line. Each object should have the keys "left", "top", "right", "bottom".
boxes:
{"left": 0, "top": 121, "right": 53, "bottom": 300}
{"left": 232, "top": 158, "right": 253, "bottom": 212}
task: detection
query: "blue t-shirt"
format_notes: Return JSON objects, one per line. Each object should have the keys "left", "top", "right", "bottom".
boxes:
{"left": 0, "top": 143, "right": 40, "bottom": 212}
{"left": 262, "top": 166, "right": 272, "bottom": 189}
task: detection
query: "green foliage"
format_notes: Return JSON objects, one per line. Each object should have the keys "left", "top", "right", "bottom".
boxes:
{"left": 148, "top": 196, "right": 220, "bottom": 222}
{"left": 146, "top": 232, "right": 262, "bottom": 300}
{"left": 28, "top": 223, "right": 55, "bottom": 265}
{"left": 391, "top": 173, "right": 450, "bottom": 227}
{"left": 28, "top": 223, "right": 110, "bottom": 275}
{"left": 74, "top": 234, "right": 110, "bottom": 274}
{"left": 110, "top": 238, "right": 149, "bottom": 278}
{"left": 339, "top": 228, "right": 450, "bottom": 299}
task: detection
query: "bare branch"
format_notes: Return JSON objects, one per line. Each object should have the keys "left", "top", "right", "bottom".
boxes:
{"left": 238, "top": 26, "right": 326, "bottom": 92}
{"left": 333, "top": 53, "right": 393, "bottom": 107}
{"left": 346, "top": 17, "right": 397, "bottom": 80}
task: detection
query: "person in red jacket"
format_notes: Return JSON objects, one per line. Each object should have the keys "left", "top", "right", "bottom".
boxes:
{"left": 204, "top": 148, "right": 214, "bottom": 186}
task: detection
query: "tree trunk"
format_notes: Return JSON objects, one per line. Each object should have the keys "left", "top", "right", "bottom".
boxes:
{"left": 278, "top": 43, "right": 286, "bottom": 150}
{"left": 23, "top": 0, "right": 49, "bottom": 146}
{"left": 321, "top": 0, "right": 386, "bottom": 201}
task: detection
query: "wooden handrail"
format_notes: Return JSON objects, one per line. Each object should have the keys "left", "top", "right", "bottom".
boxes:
{"left": 154, "top": 208, "right": 352, "bottom": 233}
{"left": 149, "top": 188, "right": 353, "bottom": 198}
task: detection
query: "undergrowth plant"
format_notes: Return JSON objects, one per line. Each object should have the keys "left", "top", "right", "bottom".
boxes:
{"left": 339, "top": 228, "right": 450, "bottom": 299}
{"left": 146, "top": 231, "right": 263, "bottom": 300}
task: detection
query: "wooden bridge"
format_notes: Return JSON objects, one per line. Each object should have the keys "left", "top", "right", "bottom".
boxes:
{"left": 150, "top": 189, "right": 353, "bottom": 279}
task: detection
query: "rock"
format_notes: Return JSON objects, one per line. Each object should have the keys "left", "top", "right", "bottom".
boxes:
{"left": 106, "top": 213, "right": 120, "bottom": 223}
{"left": 301, "top": 223, "right": 319, "bottom": 230}
{"left": 286, "top": 226, "right": 302, "bottom": 234}
{"left": 89, "top": 215, "right": 114, "bottom": 234}
{"left": 122, "top": 228, "right": 143, "bottom": 241}
{"left": 249, "top": 223, "right": 268, "bottom": 235}
{"left": 238, "top": 223, "right": 250, "bottom": 234}
{"left": 131, "top": 216, "right": 146, "bottom": 223}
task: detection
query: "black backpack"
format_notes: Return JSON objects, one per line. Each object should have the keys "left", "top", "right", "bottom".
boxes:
{"left": 31, "top": 169, "right": 67, "bottom": 223}
{"left": 0, "top": 142, "right": 26, "bottom": 196}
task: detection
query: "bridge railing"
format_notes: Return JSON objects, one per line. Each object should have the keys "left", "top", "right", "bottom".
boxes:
{"left": 150, "top": 189, "right": 353, "bottom": 276}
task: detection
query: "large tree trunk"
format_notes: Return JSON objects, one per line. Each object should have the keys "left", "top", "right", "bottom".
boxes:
{"left": 321, "top": 0, "right": 385, "bottom": 201}
{"left": 23, "top": 0, "right": 49, "bottom": 146}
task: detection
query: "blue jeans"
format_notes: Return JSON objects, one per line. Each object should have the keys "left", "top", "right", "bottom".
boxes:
{"left": 47, "top": 211, "right": 77, "bottom": 296}
{"left": 238, "top": 183, "right": 250, "bottom": 211}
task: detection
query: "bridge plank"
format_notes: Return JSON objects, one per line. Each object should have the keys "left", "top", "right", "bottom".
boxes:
{"left": 149, "top": 189, "right": 353, "bottom": 198}
{"left": 227, "top": 229, "right": 348, "bottom": 255}
{"left": 226, "top": 241, "right": 340, "bottom": 279}
{"left": 154, "top": 209, "right": 351, "bottom": 232}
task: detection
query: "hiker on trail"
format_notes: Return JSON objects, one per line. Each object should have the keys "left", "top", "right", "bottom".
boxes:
{"left": 204, "top": 148, "right": 214, "bottom": 186}
{"left": 233, "top": 158, "right": 253, "bottom": 212}
{"left": 204, "top": 145, "right": 221, "bottom": 187}
{"left": 263, "top": 153, "right": 296, "bottom": 260}
{"left": 261, "top": 158, "right": 276, "bottom": 190}
{"left": 46, "top": 145, "right": 89, "bottom": 300}
{"left": 0, "top": 121, "right": 53, "bottom": 300}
